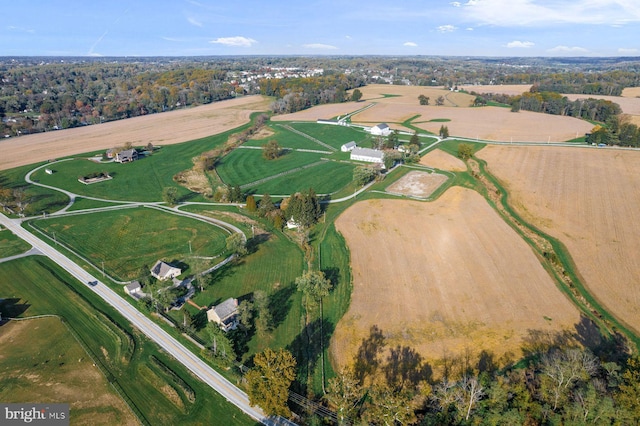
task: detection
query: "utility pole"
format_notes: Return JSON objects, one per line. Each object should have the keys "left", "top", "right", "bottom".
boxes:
{"left": 102, "top": 260, "right": 105, "bottom": 277}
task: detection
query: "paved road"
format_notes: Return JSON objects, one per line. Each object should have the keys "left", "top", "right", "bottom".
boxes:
{"left": 0, "top": 213, "right": 293, "bottom": 426}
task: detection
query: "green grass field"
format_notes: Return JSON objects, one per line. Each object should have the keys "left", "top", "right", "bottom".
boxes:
{"left": 217, "top": 148, "right": 324, "bottom": 187}
{"left": 0, "top": 163, "right": 70, "bottom": 216}
{"left": 288, "top": 122, "right": 369, "bottom": 150}
{"left": 246, "top": 160, "right": 355, "bottom": 195}
{"left": 243, "top": 124, "right": 325, "bottom": 150}
{"left": 0, "top": 228, "right": 31, "bottom": 257}
{"left": 0, "top": 317, "right": 137, "bottom": 425}
{"left": 30, "top": 207, "right": 229, "bottom": 281}
{"left": 0, "top": 256, "right": 255, "bottom": 425}
{"left": 174, "top": 206, "right": 306, "bottom": 358}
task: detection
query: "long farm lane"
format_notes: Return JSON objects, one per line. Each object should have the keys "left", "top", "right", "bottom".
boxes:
{"left": 0, "top": 213, "right": 294, "bottom": 426}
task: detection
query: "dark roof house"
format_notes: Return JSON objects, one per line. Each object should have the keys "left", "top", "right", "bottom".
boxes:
{"left": 206, "top": 298, "right": 239, "bottom": 332}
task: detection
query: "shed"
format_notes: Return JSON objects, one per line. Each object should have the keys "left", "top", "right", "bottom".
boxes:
{"left": 341, "top": 141, "right": 357, "bottom": 152}
{"left": 370, "top": 123, "right": 391, "bottom": 136}
{"left": 125, "top": 281, "right": 142, "bottom": 295}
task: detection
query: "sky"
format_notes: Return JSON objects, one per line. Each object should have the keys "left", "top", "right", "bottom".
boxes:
{"left": 2, "top": 0, "right": 639, "bottom": 57}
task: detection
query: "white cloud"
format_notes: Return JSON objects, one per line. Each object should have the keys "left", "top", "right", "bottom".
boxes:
{"left": 466, "top": 27, "right": 474, "bottom": 31}
{"left": 187, "top": 17, "right": 203, "bottom": 27}
{"left": 437, "top": 24, "right": 457, "bottom": 33}
{"left": 404, "top": 41, "right": 418, "bottom": 47}
{"left": 460, "top": 0, "right": 640, "bottom": 26}
{"left": 7, "top": 25, "right": 35, "bottom": 34}
{"left": 302, "top": 43, "right": 338, "bottom": 50}
{"left": 210, "top": 36, "right": 257, "bottom": 47}
{"left": 506, "top": 40, "right": 534, "bottom": 48}
{"left": 345, "top": 35, "right": 352, "bottom": 40}
{"left": 451, "top": 1, "right": 461, "bottom": 6}
{"left": 548, "top": 45, "right": 588, "bottom": 53}
{"left": 618, "top": 47, "right": 639, "bottom": 54}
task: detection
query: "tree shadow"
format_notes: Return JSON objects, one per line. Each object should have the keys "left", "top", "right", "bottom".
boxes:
{"left": 178, "top": 191, "right": 200, "bottom": 203}
{"left": 168, "top": 259, "right": 189, "bottom": 272}
{"left": 0, "top": 298, "right": 31, "bottom": 325}
{"left": 191, "top": 308, "right": 208, "bottom": 331}
{"left": 574, "top": 314, "right": 630, "bottom": 364}
{"left": 477, "top": 349, "right": 499, "bottom": 375}
{"left": 246, "top": 233, "right": 271, "bottom": 254}
{"left": 205, "top": 262, "right": 236, "bottom": 285}
{"left": 268, "top": 284, "right": 295, "bottom": 329}
{"left": 384, "top": 345, "right": 433, "bottom": 390}
{"left": 521, "top": 328, "right": 575, "bottom": 358}
{"left": 320, "top": 266, "right": 340, "bottom": 291}
{"left": 353, "top": 325, "right": 387, "bottom": 385}
{"left": 287, "top": 317, "right": 335, "bottom": 395}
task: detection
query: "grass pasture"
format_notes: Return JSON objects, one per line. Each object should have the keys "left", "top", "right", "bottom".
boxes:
{"left": 0, "top": 256, "right": 255, "bottom": 425}
{"left": 242, "top": 124, "right": 326, "bottom": 150}
{"left": 0, "top": 228, "right": 31, "bottom": 257}
{"left": 0, "top": 317, "right": 138, "bottom": 425}
{"left": 30, "top": 207, "right": 229, "bottom": 281}
{"left": 286, "top": 122, "right": 370, "bottom": 150}
{"left": 216, "top": 148, "right": 326, "bottom": 188}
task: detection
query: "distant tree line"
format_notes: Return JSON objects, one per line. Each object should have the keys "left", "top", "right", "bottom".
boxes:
{"left": 471, "top": 90, "right": 622, "bottom": 123}
{"left": 261, "top": 74, "right": 365, "bottom": 114}
{"left": 587, "top": 116, "right": 640, "bottom": 147}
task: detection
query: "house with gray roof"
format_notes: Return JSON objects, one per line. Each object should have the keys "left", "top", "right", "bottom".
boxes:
{"left": 125, "top": 281, "right": 142, "bottom": 298}
{"left": 207, "top": 298, "right": 239, "bottom": 332}
{"left": 150, "top": 260, "right": 182, "bottom": 281}
{"left": 115, "top": 149, "right": 138, "bottom": 163}
{"left": 341, "top": 141, "right": 357, "bottom": 152}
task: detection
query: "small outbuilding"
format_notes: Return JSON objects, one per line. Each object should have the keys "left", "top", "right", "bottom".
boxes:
{"left": 341, "top": 141, "right": 357, "bottom": 152}
{"left": 150, "top": 260, "right": 182, "bottom": 281}
{"left": 125, "top": 281, "right": 142, "bottom": 296}
{"left": 370, "top": 123, "right": 391, "bottom": 136}
{"left": 207, "top": 298, "right": 239, "bottom": 332}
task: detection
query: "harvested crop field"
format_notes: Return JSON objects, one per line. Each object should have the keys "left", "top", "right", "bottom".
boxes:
{"left": 477, "top": 145, "right": 640, "bottom": 335}
{"left": 270, "top": 101, "right": 367, "bottom": 122}
{"left": 460, "top": 84, "right": 532, "bottom": 96}
{"left": 411, "top": 106, "right": 592, "bottom": 142}
{"left": 353, "top": 84, "right": 475, "bottom": 107}
{"left": 332, "top": 187, "right": 581, "bottom": 371}
{"left": 0, "top": 95, "right": 271, "bottom": 171}
{"left": 420, "top": 148, "right": 467, "bottom": 171}
{"left": 622, "top": 87, "right": 640, "bottom": 98}
{"left": 385, "top": 171, "right": 447, "bottom": 198}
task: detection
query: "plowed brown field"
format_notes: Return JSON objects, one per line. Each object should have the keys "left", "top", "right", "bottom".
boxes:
{"left": 332, "top": 187, "right": 581, "bottom": 370}
{"left": 0, "top": 95, "right": 271, "bottom": 170}
{"left": 477, "top": 145, "right": 640, "bottom": 335}
{"left": 420, "top": 148, "right": 467, "bottom": 171}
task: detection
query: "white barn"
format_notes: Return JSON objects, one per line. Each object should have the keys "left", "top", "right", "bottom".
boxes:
{"left": 370, "top": 123, "right": 391, "bottom": 136}
{"left": 341, "top": 141, "right": 357, "bottom": 152}
{"left": 350, "top": 147, "right": 384, "bottom": 164}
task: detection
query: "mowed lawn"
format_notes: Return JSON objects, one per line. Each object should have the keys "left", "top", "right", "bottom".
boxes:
{"left": 177, "top": 207, "right": 306, "bottom": 359}
{"left": 247, "top": 160, "right": 355, "bottom": 195}
{"left": 287, "top": 122, "right": 370, "bottom": 150}
{"left": 243, "top": 124, "right": 326, "bottom": 150}
{"left": 29, "top": 128, "right": 240, "bottom": 202}
{"left": 0, "top": 229, "right": 31, "bottom": 258}
{"left": 216, "top": 148, "right": 324, "bottom": 187}
{"left": 30, "top": 207, "right": 229, "bottom": 281}
{"left": 0, "top": 257, "right": 255, "bottom": 425}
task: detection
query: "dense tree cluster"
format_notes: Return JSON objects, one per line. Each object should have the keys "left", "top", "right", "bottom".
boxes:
{"left": 0, "top": 61, "right": 238, "bottom": 136}
{"left": 472, "top": 90, "right": 622, "bottom": 123}
{"left": 587, "top": 116, "right": 640, "bottom": 147}
{"left": 282, "top": 189, "right": 322, "bottom": 228}
{"left": 262, "top": 74, "right": 365, "bottom": 114}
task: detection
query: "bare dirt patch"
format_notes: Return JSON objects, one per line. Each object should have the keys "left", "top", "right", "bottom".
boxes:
{"left": 331, "top": 188, "right": 581, "bottom": 371}
{"left": 385, "top": 171, "right": 447, "bottom": 198}
{"left": 0, "top": 95, "right": 271, "bottom": 171}
{"left": 249, "top": 126, "right": 275, "bottom": 140}
{"left": 477, "top": 145, "right": 640, "bottom": 335}
{"left": 420, "top": 148, "right": 467, "bottom": 171}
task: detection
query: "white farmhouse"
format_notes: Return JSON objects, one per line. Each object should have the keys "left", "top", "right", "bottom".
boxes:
{"left": 341, "top": 141, "right": 357, "bottom": 152}
{"left": 370, "top": 123, "right": 391, "bottom": 136}
{"left": 350, "top": 147, "right": 384, "bottom": 164}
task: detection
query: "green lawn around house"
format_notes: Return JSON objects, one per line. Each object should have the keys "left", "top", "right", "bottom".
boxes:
{"left": 29, "top": 206, "right": 230, "bottom": 281}
{"left": 0, "top": 256, "right": 255, "bottom": 425}
{"left": 0, "top": 228, "right": 31, "bottom": 258}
